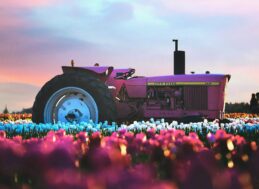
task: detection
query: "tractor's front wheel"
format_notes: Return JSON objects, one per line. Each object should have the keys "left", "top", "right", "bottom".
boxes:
{"left": 32, "top": 73, "right": 116, "bottom": 124}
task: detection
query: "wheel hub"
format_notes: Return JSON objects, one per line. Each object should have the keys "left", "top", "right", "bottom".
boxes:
{"left": 57, "top": 97, "right": 91, "bottom": 123}
{"left": 65, "top": 109, "right": 83, "bottom": 123}
{"left": 44, "top": 87, "right": 98, "bottom": 123}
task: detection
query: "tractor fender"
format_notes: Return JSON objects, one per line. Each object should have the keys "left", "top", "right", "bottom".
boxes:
{"left": 62, "top": 66, "right": 114, "bottom": 82}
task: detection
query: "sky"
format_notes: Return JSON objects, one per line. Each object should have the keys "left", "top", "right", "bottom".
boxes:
{"left": 0, "top": 0, "right": 259, "bottom": 112}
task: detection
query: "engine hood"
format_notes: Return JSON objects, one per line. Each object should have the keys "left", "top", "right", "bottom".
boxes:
{"left": 146, "top": 74, "right": 230, "bottom": 86}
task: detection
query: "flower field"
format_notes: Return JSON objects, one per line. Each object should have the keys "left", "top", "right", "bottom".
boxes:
{"left": 0, "top": 113, "right": 32, "bottom": 121}
{"left": 0, "top": 116, "right": 259, "bottom": 188}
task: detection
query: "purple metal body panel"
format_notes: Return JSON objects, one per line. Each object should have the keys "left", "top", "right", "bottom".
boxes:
{"left": 147, "top": 74, "right": 227, "bottom": 82}
{"left": 124, "top": 78, "right": 147, "bottom": 98}
{"left": 80, "top": 66, "right": 112, "bottom": 74}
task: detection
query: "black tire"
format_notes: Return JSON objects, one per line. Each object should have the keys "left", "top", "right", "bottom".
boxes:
{"left": 178, "top": 115, "right": 205, "bottom": 123}
{"left": 32, "top": 73, "right": 117, "bottom": 123}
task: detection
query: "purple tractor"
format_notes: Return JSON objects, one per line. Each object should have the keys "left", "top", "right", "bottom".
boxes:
{"left": 32, "top": 40, "right": 230, "bottom": 123}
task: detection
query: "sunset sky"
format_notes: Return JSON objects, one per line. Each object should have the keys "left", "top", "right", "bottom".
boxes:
{"left": 1, "top": 0, "right": 259, "bottom": 112}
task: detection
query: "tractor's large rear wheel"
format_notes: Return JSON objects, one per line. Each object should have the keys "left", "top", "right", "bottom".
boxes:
{"left": 32, "top": 73, "right": 116, "bottom": 124}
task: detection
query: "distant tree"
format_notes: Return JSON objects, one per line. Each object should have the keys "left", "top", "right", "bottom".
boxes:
{"left": 3, "top": 105, "right": 9, "bottom": 114}
{"left": 20, "top": 108, "right": 32, "bottom": 114}
{"left": 250, "top": 93, "right": 258, "bottom": 113}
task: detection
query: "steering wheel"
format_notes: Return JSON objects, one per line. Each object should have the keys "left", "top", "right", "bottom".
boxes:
{"left": 115, "top": 69, "right": 135, "bottom": 79}
{"left": 127, "top": 69, "right": 135, "bottom": 78}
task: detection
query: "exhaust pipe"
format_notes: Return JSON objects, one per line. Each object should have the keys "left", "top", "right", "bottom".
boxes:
{"left": 173, "top": 39, "right": 185, "bottom": 75}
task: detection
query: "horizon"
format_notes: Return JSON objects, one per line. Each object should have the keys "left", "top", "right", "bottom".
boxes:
{"left": 0, "top": 100, "right": 253, "bottom": 114}
{"left": 1, "top": 0, "right": 259, "bottom": 112}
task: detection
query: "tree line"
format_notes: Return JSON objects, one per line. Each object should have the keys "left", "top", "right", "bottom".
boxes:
{"left": 224, "top": 102, "right": 250, "bottom": 113}
{"left": 1, "top": 104, "right": 256, "bottom": 114}
{"left": 1, "top": 106, "right": 32, "bottom": 114}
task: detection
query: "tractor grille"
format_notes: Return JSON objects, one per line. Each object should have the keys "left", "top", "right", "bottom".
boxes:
{"left": 184, "top": 86, "right": 208, "bottom": 110}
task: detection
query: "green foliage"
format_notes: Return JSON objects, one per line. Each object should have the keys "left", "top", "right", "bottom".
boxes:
{"left": 225, "top": 102, "right": 250, "bottom": 113}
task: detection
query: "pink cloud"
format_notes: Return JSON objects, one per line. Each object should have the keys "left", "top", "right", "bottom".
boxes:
{"left": 0, "top": 13, "right": 26, "bottom": 28}
{"left": 159, "top": 0, "right": 259, "bottom": 16}
{"left": 0, "top": 0, "right": 59, "bottom": 8}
